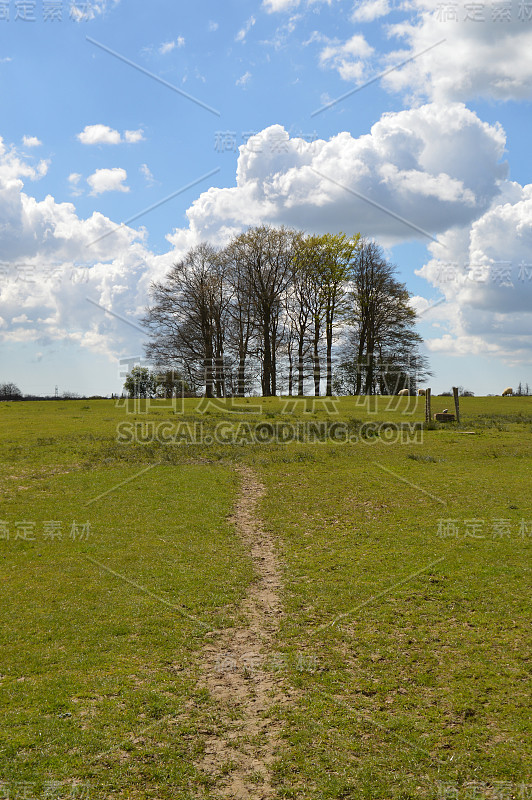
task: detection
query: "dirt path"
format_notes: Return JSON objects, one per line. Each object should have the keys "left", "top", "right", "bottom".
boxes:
{"left": 196, "top": 466, "right": 287, "bottom": 799}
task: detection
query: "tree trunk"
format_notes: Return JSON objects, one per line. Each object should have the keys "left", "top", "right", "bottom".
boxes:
{"left": 262, "top": 317, "right": 272, "bottom": 396}
{"left": 271, "top": 332, "right": 277, "bottom": 396}
{"left": 356, "top": 335, "right": 365, "bottom": 395}
{"left": 288, "top": 346, "right": 293, "bottom": 396}
{"left": 313, "top": 320, "right": 320, "bottom": 397}
{"left": 326, "top": 316, "right": 333, "bottom": 397}
{"left": 366, "top": 340, "right": 375, "bottom": 395}
{"left": 237, "top": 350, "right": 246, "bottom": 397}
{"left": 215, "top": 332, "right": 225, "bottom": 397}
{"left": 204, "top": 342, "right": 214, "bottom": 398}
{"left": 297, "top": 336, "right": 305, "bottom": 396}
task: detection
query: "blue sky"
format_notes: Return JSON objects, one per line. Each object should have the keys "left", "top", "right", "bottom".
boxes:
{"left": 1, "top": 0, "right": 531, "bottom": 396}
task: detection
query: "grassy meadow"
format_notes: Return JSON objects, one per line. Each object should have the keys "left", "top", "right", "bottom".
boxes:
{"left": 0, "top": 396, "right": 530, "bottom": 799}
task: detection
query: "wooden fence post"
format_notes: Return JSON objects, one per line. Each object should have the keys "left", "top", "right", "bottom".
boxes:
{"left": 425, "top": 388, "right": 432, "bottom": 422}
{"left": 452, "top": 386, "right": 461, "bottom": 424}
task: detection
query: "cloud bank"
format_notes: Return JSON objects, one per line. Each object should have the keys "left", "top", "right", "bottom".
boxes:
{"left": 169, "top": 103, "right": 506, "bottom": 248}
{"left": 0, "top": 101, "right": 529, "bottom": 366}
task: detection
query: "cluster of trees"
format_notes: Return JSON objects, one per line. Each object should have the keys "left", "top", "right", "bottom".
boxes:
{"left": 0, "top": 382, "right": 22, "bottom": 400}
{"left": 440, "top": 387, "right": 474, "bottom": 398}
{"left": 123, "top": 366, "right": 189, "bottom": 399}
{"left": 143, "top": 226, "right": 430, "bottom": 397}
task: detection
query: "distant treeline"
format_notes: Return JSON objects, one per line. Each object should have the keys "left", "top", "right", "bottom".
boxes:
{"left": 0, "top": 388, "right": 112, "bottom": 401}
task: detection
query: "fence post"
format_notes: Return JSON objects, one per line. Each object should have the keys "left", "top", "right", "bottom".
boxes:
{"left": 425, "top": 388, "right": 432, "bottom": 422}
{"left": 452, "top": 387, "right": 461, "bottom": 424}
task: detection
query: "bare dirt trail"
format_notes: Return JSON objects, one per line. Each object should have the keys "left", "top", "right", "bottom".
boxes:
{"left": 196, "top": 465, "right": 289, "bottom": 799}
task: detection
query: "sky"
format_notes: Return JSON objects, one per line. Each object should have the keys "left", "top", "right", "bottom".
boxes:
{"left": 0, "top": 0, "right": 531, "bottom": 397}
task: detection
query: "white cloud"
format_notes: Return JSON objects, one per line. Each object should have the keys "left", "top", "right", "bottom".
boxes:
{"left": 124, "top": 129, "right": 145, "bottom": 143}
{"left": 78, "top": 125, "right": 122, "bottom": 145}
{"left": 260, "top": 12, "right": 302, "bottom": 48}
{"left": 236, "top": 15, "right": 256, "bottom": 42}
{"left": 70, "top": 0, "right": 120, "bottom": 21}
{"left": 167, "top": 103, "right": 505, "bottom": 249}
{"left": 319, "top": 33, "right": 374, "bottom": 81}
{"left": 22, "top": 135, "right": 42, "bottom": 148}
{"left": 2, "top": 104, "right": 528, "bottom": 370}
{"left": 68, "top": 172, "right": 83, "bottom": 197}
{"left": 77, "top": 125, "right": 144, "bottom": 146}
{"left": 383, "top": 0, "right": 532, "bottom": 102}
{"left": 351, "top": 0, "right": 390, "bottom": 22}
{"left": 140, "top": 163, "right": 155, "bottom": 185}
{"left": 159, "top": 37, "right": 185, "bottom": 54}
{"left": 263, "top": 0, "right": 299, "bottom": 10}
{"left": 236, "top": 71, "right": 252, "bottom": 87}
{"left": 304, "top": 1, "right": 532, "bottom": 101}
{"left": 0, "top": 137, "right": 48, "bottom": 186}
{"left": 159, "top": 41, "right": 175, "bottom": 55}
{"left": 263, "top": 0, "right": 332, "bottom": 11}
{"left": 208, "top": 20, "right": 219, "bottom": 31}
{"left": 417, "top": 183, "right": 532, "bottom": 363}
{"left": 87, "top": 168, "right": 129, "bottom": 195}
{"left": 0, "top": 139, "right": 170, "bottom": 362}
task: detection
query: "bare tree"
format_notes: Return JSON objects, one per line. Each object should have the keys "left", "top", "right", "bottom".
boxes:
{"left": 286, "top": 248, "right": 313, "bottom": 395}
{"left": 142, "top": 230, "right": 431, "bottom": 399}
{"left": 0, "top": 382, "right": 22, "bottom": 400}
{"left": 221, "top": 242, "right": 256, "bottom": 397}
{"left": 346, "top": 240, "right": 430, "bottom": 394}
{"left": 229, "top": 226, "right": 298, "bottom": 396}
{"left": 143, "top": 244, "right": 229, "bottom": 398}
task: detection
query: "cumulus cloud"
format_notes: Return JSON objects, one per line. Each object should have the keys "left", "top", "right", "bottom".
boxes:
{"left": 0, "top": 138, "right": 172, "bottom": 362}
{"left": 417, "top": 183, "right": 532, "bottom": 363}
{"left": 78, "top": 125, "right": 144, "bottom": 145}
{"left": 0, "top": 158, "right": 131, "bottom": 265}
{"left": 351, "top": 0, "right": 391, "bottom": 22}
{"left": 0, "top": 137, "right": 49, "bottom": 186}
{"left": 303, "top": 0, "right": 532, "bottom": 104}
{"left": 319, "top": 33, "right": 374, "bottom": 81}
{"left": 22, "top": 135, "right": 42, "bottom": 148}
{"left": 167, "top": 103, "right": 506, "bottom": 249}
{"left": 78, "top": 125, "right": 122, "bottom": 145}
{"left": 87, "top": 167, "right": 129, "bottom": 195}
{"left": 124, "top": 129, "right": 145, "bottom": 143}
{"left": 383, "top": 0, "right": 532, "bottom": 102}
{"left": 1, "top": 102, "right": 526, "bottom": 368}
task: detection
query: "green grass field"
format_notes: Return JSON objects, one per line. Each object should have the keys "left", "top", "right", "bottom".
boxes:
{"left": 0, "top": 397, "right": 530, "bottom": 799}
